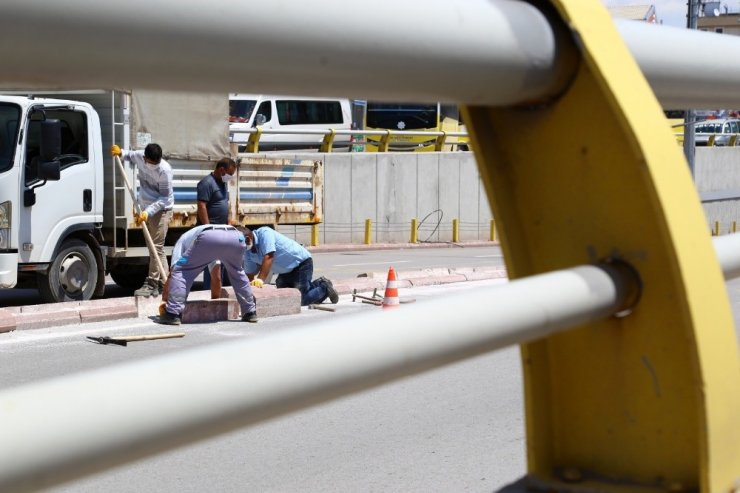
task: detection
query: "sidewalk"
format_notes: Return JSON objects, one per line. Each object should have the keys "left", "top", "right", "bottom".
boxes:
{"left": 0, "top": 241, "right": 505, "bottom": 333}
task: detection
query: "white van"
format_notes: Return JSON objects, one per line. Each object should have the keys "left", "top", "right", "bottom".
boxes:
{"left": 229, "top": 94, "right": 353, "bottom": 151}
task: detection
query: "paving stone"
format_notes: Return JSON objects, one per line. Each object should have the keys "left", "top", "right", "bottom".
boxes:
{"left": 0, "top": 309, "right": 16, "bottom": 333}
{"left": 79, "top": 302, "right": 139, "bottom": 323}
{"left": 15, "top": 310, "right": 80, "bottom": 331}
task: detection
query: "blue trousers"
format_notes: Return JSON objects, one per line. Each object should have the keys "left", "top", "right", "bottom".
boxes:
{"left": 275, "top": 257, "right": 328, "bottom": 306}
{"left": 167, "top": 228, "right": 256, "bottom": 316}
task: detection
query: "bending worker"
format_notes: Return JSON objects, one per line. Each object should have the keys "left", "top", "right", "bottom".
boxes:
{"left": 244, "top": 227, "right": 339, "bottom": 306}
{"left": 158, "top": 224, "right": 258, "bottom": 326}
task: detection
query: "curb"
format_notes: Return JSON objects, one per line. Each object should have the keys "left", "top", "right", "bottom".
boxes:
{"left": 0, "top": 265, "right": 507, "bottom": 333}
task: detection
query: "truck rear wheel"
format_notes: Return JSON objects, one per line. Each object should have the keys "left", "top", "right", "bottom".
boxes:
{"left": 38, "top": 239, "right": 98, "bottom": 302}
{"left": 110, "top": 264, "right": 148, "bottom": 290}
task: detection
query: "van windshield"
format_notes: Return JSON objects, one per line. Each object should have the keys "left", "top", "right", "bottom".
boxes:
{"left": 0, "top": 103, "right": 21, "bottom": 173}
{"left": 229, "top": 100, "right": 257, "bottom": 123}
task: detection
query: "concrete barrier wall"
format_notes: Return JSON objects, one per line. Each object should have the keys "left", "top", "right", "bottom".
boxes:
{"left": 696, "top": 147, "right": 740, "bottom": 235}
{"left": 270, "top": 152, "right": 492, "bottom": 244}
{"left": 267, "top": 147, "right": 739, "bottom": 244}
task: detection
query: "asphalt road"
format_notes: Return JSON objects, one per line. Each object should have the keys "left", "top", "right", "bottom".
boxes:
{"left": 0, "top": 279, "right": 524, "bottom": 492}
{"left": 0, "top": 245, "right": 504, "bottom": 308}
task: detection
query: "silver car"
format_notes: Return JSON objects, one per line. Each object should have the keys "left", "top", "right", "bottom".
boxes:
{"left": 694, "top": 118, "right": 740, "bottom": 146}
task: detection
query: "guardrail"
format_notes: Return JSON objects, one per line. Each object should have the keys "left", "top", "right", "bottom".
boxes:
{"left": 230, "top": 129, "right": 469, "bottom": 153}
{"left": 2, "top": 0, "right": 740, "bottom": 491}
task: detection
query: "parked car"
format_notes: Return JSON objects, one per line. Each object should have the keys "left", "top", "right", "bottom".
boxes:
{"left": 694, "top": 118, "right": 740, "bottom": 146}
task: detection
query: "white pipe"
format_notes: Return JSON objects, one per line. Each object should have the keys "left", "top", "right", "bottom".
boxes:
{"left": 0, "top": 0, "right": 567, "bottom": 106}
{"left": 0, "top": 264, "right": 631, "bottom": 492}
{"left": 713, "top": 233, "right": 740, "bottom": 280}
{"left": 615, "top": 20, "right": 740, "bottom": 110}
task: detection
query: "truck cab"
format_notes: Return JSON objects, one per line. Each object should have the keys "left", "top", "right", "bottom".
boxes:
{"left": 0, "top": 96, "right": 104, "bottom": 301}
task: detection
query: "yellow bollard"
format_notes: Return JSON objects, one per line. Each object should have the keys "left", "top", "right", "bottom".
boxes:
{"left": 733, "top": 221, "right": 737, "bottom": 233}
{"left": 452, "top": 218, "right": 459, "bottom": 243}
{"left": 714, "top": 220, "right": 720, "bottom": 236}
{"left": 364, "top": 219, "right": 372, "bottom": 245}
{"left": 490, "top": 219, "right": 497, "bottom": 242}
{"left": 311, "top": 224, "right": 319, "bottom": 247}
{"left": 410, "top": 218, "right": 418, "bottom": 243}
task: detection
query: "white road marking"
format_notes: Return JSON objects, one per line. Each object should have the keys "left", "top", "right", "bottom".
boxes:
{"left": 474, "top": 255, "right": 504, "bottom": 258}
{"left": 334, "top": 260, "right": 411, "bottom": 267}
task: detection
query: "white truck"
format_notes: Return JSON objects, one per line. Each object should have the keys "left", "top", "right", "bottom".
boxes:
{"left": 0, "top": 90, "right": 323, "bottom": 302}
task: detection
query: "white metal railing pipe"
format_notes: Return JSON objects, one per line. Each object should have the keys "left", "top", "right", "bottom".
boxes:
{"left": 615, "top": 20, "right": 740, "bottom": 110}
{"left": 0, "top": 263, "right": 638, "bottom": 492}
{"left": 713, "top": 233, "right": 740, "bottom": 280}
{"left": 229, "top": 129, "right": 469, "bottom": 138}
{"left": 0, "top": 0, "right": 574, "bottom": 107}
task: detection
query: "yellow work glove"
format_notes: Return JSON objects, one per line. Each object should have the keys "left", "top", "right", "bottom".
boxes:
{"left": 134, "top": 210, "right": 148, "bottom": 226}
{"left": 250, "top": 278, "right": 264, "bottom": 288}
{"left": 111, "top": 144, "right": 122, "bottom": 157}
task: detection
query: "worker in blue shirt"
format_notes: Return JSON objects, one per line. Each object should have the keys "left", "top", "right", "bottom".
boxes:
{"left": 244, "top": 227, "right": 338, "bottom": 306}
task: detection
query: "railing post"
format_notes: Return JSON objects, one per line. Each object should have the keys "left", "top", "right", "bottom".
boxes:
{"left": 434, "top": 131, "right": 447, "bottom": 152}
{"left": 246, "top": 128, "right": 262, "bottom": 153}
{"left": 364, "top": 219, "right": 372, "bottom": 245}
{"left": 463, "top": 0, "right": 740, "bottom": 489}
{"left": 311, "top": 224, "right": 319, "bottom": 247}
{"left": 378, "top": 131, "right": 392, "bottom": 153}
{"left": 319, "top": 129, "right": 336, "bottom": 153}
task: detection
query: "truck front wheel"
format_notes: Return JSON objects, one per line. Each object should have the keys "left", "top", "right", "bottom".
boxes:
{"left": 38, "top": 239, "right": 98, "bottom": 302}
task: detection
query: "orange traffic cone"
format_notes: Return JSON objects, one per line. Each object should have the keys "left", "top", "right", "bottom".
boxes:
{"left": 382, "top": 266, "right": 400, "bottom": 309}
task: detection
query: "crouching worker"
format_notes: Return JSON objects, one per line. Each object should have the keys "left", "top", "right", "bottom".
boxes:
{"left": 157, "top": 224, "right": 258, "bottom": 326}
{"left": 243, "top": 227, "right": 338, "bottom": 306}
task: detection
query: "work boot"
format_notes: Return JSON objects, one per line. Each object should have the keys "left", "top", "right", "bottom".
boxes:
{"left": 241, "top": 311, "right": 258, "bottom": 323}
{"left": 321, "top": 278, "right": 339, "bottom": 304}
{"left": 134, "top": 279, "right": 159, "bottom": 297}
{"left": 157, "top": 311, "right": 181, "bottom": 326}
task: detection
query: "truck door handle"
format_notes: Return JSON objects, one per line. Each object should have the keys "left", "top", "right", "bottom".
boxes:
{"left": 83, "top": 189, "right": 92, "bottom": 212}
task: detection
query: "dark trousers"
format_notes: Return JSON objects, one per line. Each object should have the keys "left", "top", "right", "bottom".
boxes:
{"left": 275, "top": 257, "right": 328, "bottom": 306}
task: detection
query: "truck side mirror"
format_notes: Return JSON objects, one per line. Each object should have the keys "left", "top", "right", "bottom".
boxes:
{"left": 254, "top": 114, "right": 267, "bottom": 127}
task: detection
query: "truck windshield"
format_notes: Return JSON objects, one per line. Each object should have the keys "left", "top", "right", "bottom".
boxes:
{"left": 229, "top": 99, "right": 257, "bottom": 123}
{"left": 0, "top": 103, "right": 21, "bottom": 173}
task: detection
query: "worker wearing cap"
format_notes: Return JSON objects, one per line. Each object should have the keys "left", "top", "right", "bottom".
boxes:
{"left": 243, "top": 227, "right": 338, "bottom": 306}
{"left": 111, "top": 143, "right": 174, "bottom": 297}
{"left": 158, "top": 224, "right": 257, "bottom": 325}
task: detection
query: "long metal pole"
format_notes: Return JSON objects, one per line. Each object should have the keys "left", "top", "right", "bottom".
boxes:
{"left": 0, "top": 0, "right": 572, "bottom": 106}
{"left": 0, "top": 263, "right": 634, "bottom": 492}
{"left": 1, "top": 2, "right": 740, "bottom": 109}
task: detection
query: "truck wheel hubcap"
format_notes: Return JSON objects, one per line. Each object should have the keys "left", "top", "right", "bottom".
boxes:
{"left": 59, "top": 255, "right": 88, "bottom": 293}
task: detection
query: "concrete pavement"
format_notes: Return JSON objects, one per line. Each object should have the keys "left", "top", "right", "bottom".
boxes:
{"left": 0, "top": 241, "right": 506, "bottom": 333}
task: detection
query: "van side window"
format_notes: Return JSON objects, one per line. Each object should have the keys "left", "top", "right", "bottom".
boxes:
{"left": 276, "top": 101, "right": 343, "bottom": 125}
{"left": 25, "top": 108, "right": 88, "bottom": 186}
